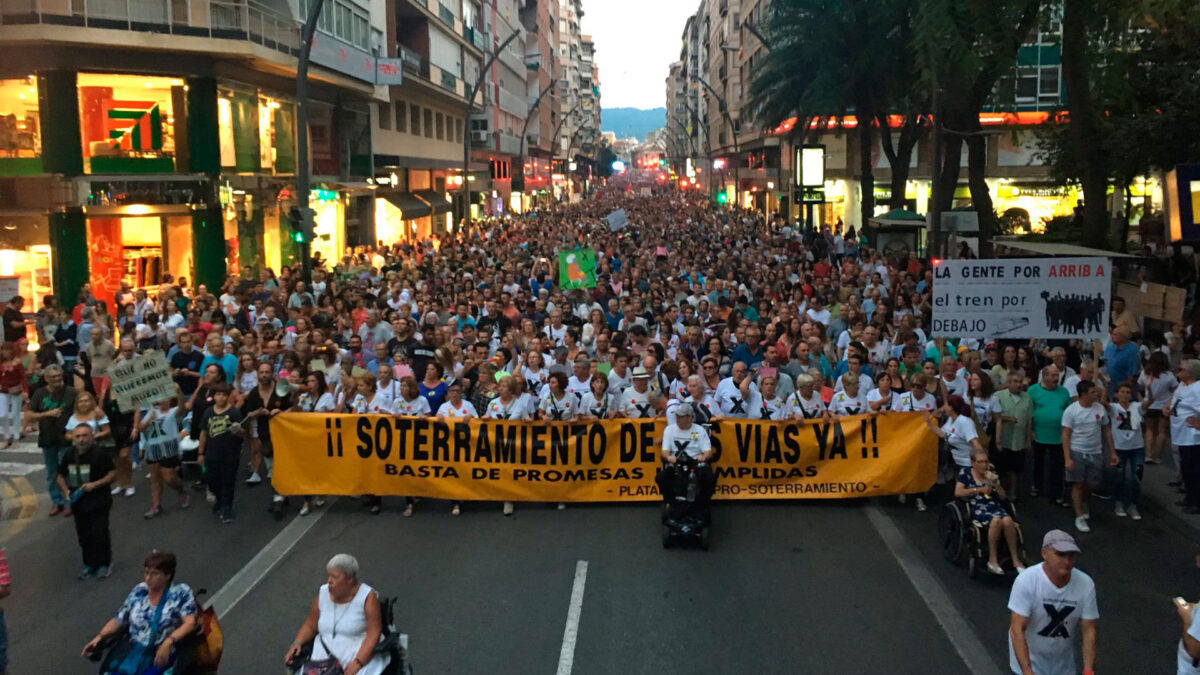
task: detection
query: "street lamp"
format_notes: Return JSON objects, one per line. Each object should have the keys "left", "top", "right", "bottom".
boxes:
{"left": 461, "top": 30, "right": 522, "bottom": 236}
{"left": 695, "top": 75, "right": 740, "bottom": 208}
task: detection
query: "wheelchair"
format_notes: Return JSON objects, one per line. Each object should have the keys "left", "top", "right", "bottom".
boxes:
{"left": 937, "top": 488, "right": 1028, "bottom": 579}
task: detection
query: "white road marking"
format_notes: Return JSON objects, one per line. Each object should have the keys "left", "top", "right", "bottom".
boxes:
{"left": 0, "top": 461, "right": 44, "bottom": 477}
{"left": 204, "top": 498, "right": 334, "bottom": 618}
{"left": 864, "top": 503, "right": 1004, "bottom": 675}
{"left": 0, "top": 446, "right": 46, "bottom": 456}
{"left": 556, "top": 560, "right": 589, "bottom": 675}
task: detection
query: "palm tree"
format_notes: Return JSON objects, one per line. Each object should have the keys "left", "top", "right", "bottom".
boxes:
{"left": 746, "top": 0, "right": 924, "bottom": 232}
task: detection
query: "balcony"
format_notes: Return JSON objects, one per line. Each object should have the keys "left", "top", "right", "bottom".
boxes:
{"left": 0, "top": 0, "right": 300, "bottom": 56}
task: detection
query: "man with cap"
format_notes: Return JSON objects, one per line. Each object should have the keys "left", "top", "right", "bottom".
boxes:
{"left": 621, "top": 366, "right": 655, "bottom": 419}
{"left": 656, "top": 402, "right": 717, "bottom": 507}
{"left": 1008, "top": 530, "right": 1098, "bottom": 675}
{"left": 1170, "top": 359, "right": 1200, "bottom": 514}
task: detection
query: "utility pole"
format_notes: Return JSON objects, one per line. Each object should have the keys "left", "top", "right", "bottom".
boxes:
{"left": 461, "top": 30, "right": 521, "bottom": 237}
{"left": 927, "top": 41, "right": 942, "bottom": 259}
{"left": 294, "top": 0, "right": 326, "bottom": 282}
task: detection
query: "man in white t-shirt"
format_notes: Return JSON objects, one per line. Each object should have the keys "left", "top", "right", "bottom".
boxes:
{"left": 1061, "top": 380, "right": 1114, "bottom": 533}
{"left": 621, "top": 366, "right": 654, "bottom": 419}
{"left": 1008, "top": 529, "right": 1098, "bottom": 675}
{"left": 655, "top": 403, "right": 716, "bottom": 506}
{"left": 1177, "top": 591, "right": 1200, "bottom": 675}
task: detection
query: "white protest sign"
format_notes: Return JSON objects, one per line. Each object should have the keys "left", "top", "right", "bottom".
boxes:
{"left": 931, "top": 257, "right": 1111, "bottom": 339}
{"left": 606, "top": 208, "right": 628, "bottom": 232}
{"left": 109, "top": 351, "right": 175, "bottom": 413}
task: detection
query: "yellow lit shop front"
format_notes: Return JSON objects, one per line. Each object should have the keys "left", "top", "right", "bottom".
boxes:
{"left": 0, "top": 215, "right": 53, "bottom": 315}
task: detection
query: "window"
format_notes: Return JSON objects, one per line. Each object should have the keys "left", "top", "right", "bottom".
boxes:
{"left": 410, "top": 104, "right": 421, "bottom": 135}
{"left": 336, "top": 4, "right": 350, "bottom": 41}
{"left": 424, "top": 109, "right": 433, "bottom": 138}
{"left": 395, "top": 102, "right": 407, "bottom": 133}
{"left": 1039, "top": 65, "right": 1060, "bottom": 98}
{"left": 436, "top": 112, "right": 444, "bottom": 140}
{"left": 455, "top": 118, "right": 463, "bottom": 143}
{"left": 378, "top": 102, "right": 391, "bottom": 130}
{"left": 1015, "top": 66, "right": 1037, "bottom": 100}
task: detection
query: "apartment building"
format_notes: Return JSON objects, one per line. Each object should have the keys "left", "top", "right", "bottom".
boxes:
{"left": 0, "top": 0, "right": 387, "bottom": 307}
{"left": 517, "top": 0, "right": 558, "bottom": 205}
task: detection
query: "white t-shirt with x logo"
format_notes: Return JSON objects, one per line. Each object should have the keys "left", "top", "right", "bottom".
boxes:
{"left": 1007, "top": 563, "right": 1099, "bottom": 675}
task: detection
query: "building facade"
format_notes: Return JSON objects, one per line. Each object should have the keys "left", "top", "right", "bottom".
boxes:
{"left": 0, "top": 0, "right": 384, "bottom": 309}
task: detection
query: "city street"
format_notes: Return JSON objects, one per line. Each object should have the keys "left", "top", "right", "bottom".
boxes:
{"left": 3, "top": 438, "right": 1197, "bottom": 674}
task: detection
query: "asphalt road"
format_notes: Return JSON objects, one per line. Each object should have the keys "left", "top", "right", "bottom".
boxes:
{"left": 3, "top": 438, "right": 1198, "bottom": 674}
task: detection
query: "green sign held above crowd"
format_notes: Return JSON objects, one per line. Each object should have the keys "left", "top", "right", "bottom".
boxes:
{"left": 558, "top": 248, "right": 597, "bottom": 289}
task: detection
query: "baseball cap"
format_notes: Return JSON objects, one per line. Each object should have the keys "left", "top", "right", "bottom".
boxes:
{"left": 674, "top": 402, "right": 694, "bottom": 418}
{"left": 1041, "top": 529, "right": 1080, "bottom": 553}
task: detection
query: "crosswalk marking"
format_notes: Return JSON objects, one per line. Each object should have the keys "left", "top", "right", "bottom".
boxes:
{"left": 0, "top": 461, "right": 43, "bottom": 477}
{"left": 1, "top": 446, "right": 44, "bottom": 456}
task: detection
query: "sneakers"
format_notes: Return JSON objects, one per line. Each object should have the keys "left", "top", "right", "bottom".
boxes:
{"left": 916, "top": 497, "right": 927, "bottom": 512}
{"left": 1029, "top": 486, "right": 1039, "bottom": 498}
{"left": 897, "top": 494, "right": 907, "bottom": 504}
{"left": 220, "top": 513, "right": 234, "bottom": 524}
{"left": 299, "top": 503, "right": 311, "bottom": 517}
{"left": 179, "top": 493, "right": 191, "bottom": 509}
{"left": 245, "top": 473, "right": 262, "bottom": 486}
{"left": 502, "top": 501, "right": 514, "bottom": 516}
{"left": 1145, "top": 456, "right": 1160, "bottom": 464}
{"left": 123, "top": 486, "right": 135, "bottom": 497}
{"left": 451, "top": 504, "right": 461, "bottom": 516}
{"left": 78, "top": 567, "right": 96, "bottom": 580}
{"left": 97, "top": 565, "right": 112, "bottom": 579}
{"left": 205, "top": 490, "right": 216, "bottom": 503}
{"left": 110, "top": 485, "right": 122, "bottom": 496}
{"left": 1075, "top": 516, "right": 1091, "bottom": 532}
{"left": 402, "top": 504, "right": 413, "bottom": 517}
{"left": 1128, "top": 505, "right": 1142, "bottom": 521}
{"left": 1094, "top": 492, "right": 1112, "bottom": 501}
{"left": 143, "top": 506, "right": 162, "bottom": 519}
{"left": 557, "top": 502, "right": 567, "bottom": 510}
{"left": 313, "top": 497, "right": 326, "bottom": 507}
{"left": 1114, "top": 503, "right": 1127, "bottom": 518}
{"left": 986, "top": 562, "right": 1005, "bottom": 575}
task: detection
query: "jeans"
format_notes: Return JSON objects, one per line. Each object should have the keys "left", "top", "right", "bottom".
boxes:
{"left": 0, "top": 608, "right": 7, "bottom": 672}
{"left": 0, "top": 393, "right": 19, "bottom": 442}
{"left": 1033, "top": 442, "right": 1065, "bottom": 502}
{"left": 1181, "top": 444, "right": 1200, "bottom": 508}
{"left": 206, "top": 452, "right": 240, "bottom": 516}
{"left": 1114, "top": 447, "right": 1144, "bottom": 507}
{"left": 41, "top": 445, "right": 69, "bottom": 506}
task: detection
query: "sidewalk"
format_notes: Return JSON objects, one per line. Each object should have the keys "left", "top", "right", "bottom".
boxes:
{"left": 1139, "top": 458, "right": 1200, "bottom": 536}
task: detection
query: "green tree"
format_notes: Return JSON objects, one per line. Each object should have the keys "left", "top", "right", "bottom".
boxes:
{"left": 913, "top": 0, "right": 1043, "bottom": 257}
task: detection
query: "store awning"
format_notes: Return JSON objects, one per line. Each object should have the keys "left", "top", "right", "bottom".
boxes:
{"left": 416, "top": 191, "right": 453, "bottom": 214}
{"left": 379, "top": 192, "right": 431, "bottom": 218}
{"left": 993, "top": 238, "right": 1144, "bottom": 259}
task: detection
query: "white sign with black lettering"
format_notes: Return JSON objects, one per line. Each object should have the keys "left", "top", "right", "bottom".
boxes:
{"left": 110, "top": 351, "right": 175, "bottom": 413}
{"left": 931, "top": 257, "right": 1111, "bottom": 339}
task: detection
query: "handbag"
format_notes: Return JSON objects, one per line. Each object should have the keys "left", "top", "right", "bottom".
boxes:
{"left": 192, "top": 601, "right": 224, "bottom": 671}
{"left": 299, "top": 636, "right": 345, "bottom": 675}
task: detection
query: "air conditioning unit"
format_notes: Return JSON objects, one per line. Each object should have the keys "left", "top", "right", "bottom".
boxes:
{"left": 471, "top": 130, "right": 491, "bottom": 143}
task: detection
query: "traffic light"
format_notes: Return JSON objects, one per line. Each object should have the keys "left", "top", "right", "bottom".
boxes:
{"left": 288, "top": 207, "right": 316, "bottom": 244}
{"left": 716, "top": 192, "right": 728, "bottom": 204}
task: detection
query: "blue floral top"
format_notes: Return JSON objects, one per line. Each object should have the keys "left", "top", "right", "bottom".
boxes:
{"left": 115, "top": 583, "right": 197, "bottom": 647}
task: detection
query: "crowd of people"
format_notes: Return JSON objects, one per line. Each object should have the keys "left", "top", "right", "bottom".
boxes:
{"left": 4, "top": 181, "right": 1200, "bottom": 673}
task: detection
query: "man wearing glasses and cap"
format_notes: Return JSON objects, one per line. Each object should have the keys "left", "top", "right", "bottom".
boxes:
{"left": 655, "top": 403, "right": 717, "bottom": 507}
{"left": 1008, "top": 529, "right": 1098, "bottom": 675}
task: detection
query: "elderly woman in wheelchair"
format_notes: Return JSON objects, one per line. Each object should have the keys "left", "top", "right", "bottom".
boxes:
{"left": 954, "top": 447, "right": 1026, "bottom": 575}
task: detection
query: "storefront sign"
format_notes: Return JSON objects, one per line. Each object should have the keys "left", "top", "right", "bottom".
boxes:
{"left": 270, "top": 413, "right": 937, "bottom": 501}
{"left": 375, "top": 58, "right": 403, "bottom": 86}
{"left": 932, "top": 257, "right": 1111, "bottom": 339}
{"left": 110, "top": 351, "right": 174, "bottom": 413}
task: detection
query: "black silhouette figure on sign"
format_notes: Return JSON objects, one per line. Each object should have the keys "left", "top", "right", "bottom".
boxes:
{"left": 1040, "top": 291, "right": 1105, "bottom": 335}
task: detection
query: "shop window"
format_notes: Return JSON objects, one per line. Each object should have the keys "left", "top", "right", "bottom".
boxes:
{"left": 78, "top": 73, "right": 183, "bottom": 174}
{"left": 0, "top": 216, "right": 53, "bottom": 328}
{"left": 0, "top": 77, "right": 42, "bottom": 176}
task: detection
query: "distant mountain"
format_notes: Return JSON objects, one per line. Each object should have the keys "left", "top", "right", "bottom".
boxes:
{"left": 602, "top": 107, "right": 666, "bottom": 142}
